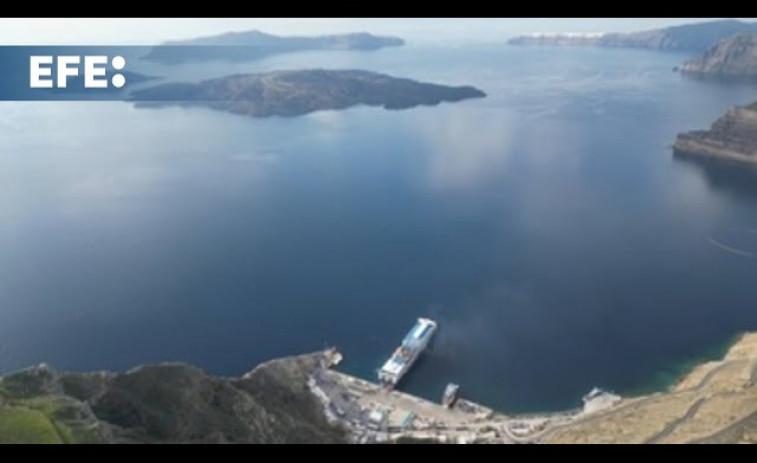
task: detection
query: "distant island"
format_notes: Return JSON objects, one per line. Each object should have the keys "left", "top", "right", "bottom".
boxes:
{"left": 676, "top": 33, "right": 757, "bottom": 80}
{"left": 508, "top": 19, "right": 757, "bottom": 53}
{"left": 674, "top": 101, "right": 757, "bottom": 165}
{"left": 129, "top": 69, "right": 486, "bottom": 118}
{"left": 143, "top": 30, "right": 404, "bottom": 64}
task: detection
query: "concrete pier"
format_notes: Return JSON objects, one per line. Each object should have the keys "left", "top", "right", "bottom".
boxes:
{"left": 308, "top": 350, "right": 585, "bottom": 443}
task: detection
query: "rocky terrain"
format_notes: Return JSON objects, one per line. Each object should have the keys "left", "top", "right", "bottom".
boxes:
{"left": 676, "top": 33, "right": 757, "bottom": 79}
{"left": 544, "top": 333, "right": 757, "bottom": 443}
{"left": 0, "top": 354, "right": 345, "bottom": 444}
{"left": 674, "top": 102, "right": 757, "bottom": 165}
{"left": 508, "top": 19, "right": 757, "bottom": 53}
{"left": 144, "top": 30, "right": 404, "bottom": 64}
{"left": 129, "top": 69, "right": 486, "bottom": 118}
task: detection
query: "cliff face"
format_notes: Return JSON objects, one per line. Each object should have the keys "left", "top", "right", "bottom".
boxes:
{"left": 0, "top": 354, "right": 346, "bottom": 444}
{"left": 674, "top": 103, "right": 757, "bottom": 165}
{"left": 676, "top": 33, "right": 757, "bottom": 78}
{"left": 508, "top": 20, "right": 757, "bottom": 53}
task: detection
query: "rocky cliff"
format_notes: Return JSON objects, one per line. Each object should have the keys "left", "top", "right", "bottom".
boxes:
{"left": 674, "top": 102, "right": 757, "bottom": 165}
{"left": 676, "top": 33, "right": 757, "bottom": 79}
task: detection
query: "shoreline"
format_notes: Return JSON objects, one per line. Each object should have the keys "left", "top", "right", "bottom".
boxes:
{"left": 1, "top": 331, "right": 755, "bottom": 443}
{"left": 310, "top": 332, "right": 757, "bottom": 443}
{"left": 666, "top": 332, "right": 745, "bottom": 392}
{"left": 333, "top": 331, "right": 746, "bottom": 417}
{"left": 542, "top": 331, "right": 757, "bottom": 443}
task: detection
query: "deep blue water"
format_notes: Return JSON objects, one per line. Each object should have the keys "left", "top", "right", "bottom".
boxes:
{"left": 2, "top": 44, "right": 757, "bottom": 413}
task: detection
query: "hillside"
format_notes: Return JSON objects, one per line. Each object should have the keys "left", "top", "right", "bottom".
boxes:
{"left": 543, "top": 333, "right": 757, "bottom": 443}
{"left": 0, "top": 354, "right": 345, "bottom": 444}
{"left": 676, "top": 33, "right": 757, "bottom": 79}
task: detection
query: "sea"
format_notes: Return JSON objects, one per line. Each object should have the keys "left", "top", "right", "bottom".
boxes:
{"left": 1, "top": 43, "right": 757, "bottom": 413}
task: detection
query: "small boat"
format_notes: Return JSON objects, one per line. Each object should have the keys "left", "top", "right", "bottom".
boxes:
{"left": 442, "top": 383, "right": 460, "bottom": 408}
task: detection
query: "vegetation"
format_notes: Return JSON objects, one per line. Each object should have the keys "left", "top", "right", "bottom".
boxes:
{"left": 0, "top": 354, "right": 345, "bottom": 444}
{"left": 0, "top": 406, "right": 62, "bottom": 444}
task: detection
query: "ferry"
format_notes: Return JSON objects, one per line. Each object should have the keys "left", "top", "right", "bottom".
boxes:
{"left": 378, "top": 318, "right": 437, "bottom": 387}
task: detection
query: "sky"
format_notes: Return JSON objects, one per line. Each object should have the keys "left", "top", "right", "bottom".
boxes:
{"left": 0, "top": 18, "right": 753, "bottom": 45}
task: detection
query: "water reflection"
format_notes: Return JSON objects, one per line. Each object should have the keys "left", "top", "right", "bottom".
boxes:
{"left": 673, "top": 153, "right": 757, "bottom": 201}
{"left": 419, "top": 107, "right": 515, "bottom": 190}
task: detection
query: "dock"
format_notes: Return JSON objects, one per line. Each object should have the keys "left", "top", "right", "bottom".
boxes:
{"left": 308, "top": 349, "right": 592, "bottom": 443}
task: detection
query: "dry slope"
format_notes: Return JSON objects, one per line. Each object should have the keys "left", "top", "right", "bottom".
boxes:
{"left": 545, "top": 333, "right": 757, "bottom": 444}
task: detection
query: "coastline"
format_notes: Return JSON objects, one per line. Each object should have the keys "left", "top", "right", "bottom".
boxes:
{"left": 306, "top": 331, "right": 757, "bottom": 443}
{"left": 542, "top": 331, "right": 757, "bottom": 443}
{"left": 620, "top": 332, "right": 744, "bottom": 400}
{"left": 337, "top": 331, "right": 745, "bottom": 417}
{"left": 1, "top": 331, "right": 756, "bottom": 443}
{"left": 667, "top": 332, "right": 745, "bottom": 391}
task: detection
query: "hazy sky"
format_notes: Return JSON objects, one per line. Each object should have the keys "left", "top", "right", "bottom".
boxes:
{"left": 0, "top": 18, "right": 753, "bottom": 45}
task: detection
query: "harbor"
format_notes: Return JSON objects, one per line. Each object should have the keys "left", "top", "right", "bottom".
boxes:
{"left": 308, "top": 319, "right": 622, "bottom": 443}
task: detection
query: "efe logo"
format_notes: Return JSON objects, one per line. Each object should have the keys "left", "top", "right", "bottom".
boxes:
{"left": 30, "top": 55, "right": 126, "bottom": 89}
